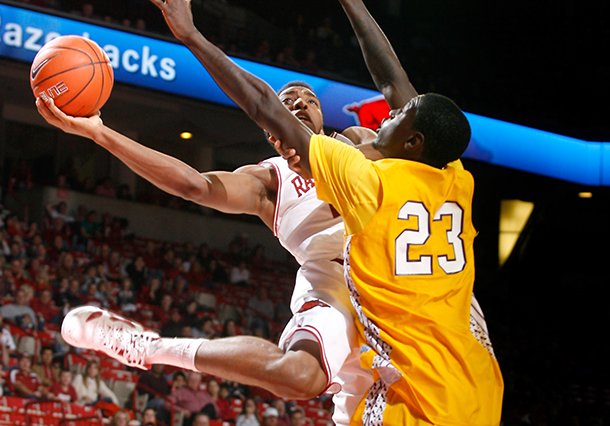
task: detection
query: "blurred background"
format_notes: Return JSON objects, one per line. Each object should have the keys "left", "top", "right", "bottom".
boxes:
{"left": 0, "top": 0, "right": 608, "bottom": 425}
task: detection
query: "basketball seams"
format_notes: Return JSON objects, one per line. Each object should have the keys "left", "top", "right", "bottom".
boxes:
{"left": 31, "top": 45, "right": 95, "bottom": 99}
{"left": 81, "top": 38, "right": 110, "bottom": 113}
{"left": 33, "top": 62, "right": 102, "bottom": 88}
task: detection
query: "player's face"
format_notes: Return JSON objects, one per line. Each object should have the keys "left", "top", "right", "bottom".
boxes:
{"left": 278, "top": 86, "right": 324, "bottom": 134}
{"left": 375, "top": 95, "right": 420, "bottom": 155}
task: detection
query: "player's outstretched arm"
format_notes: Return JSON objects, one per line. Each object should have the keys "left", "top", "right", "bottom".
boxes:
{"left": 149, "top": 0, "right": 313, "bottom": 171}
{"left": 338, "top": 0, "right": 417, "bottom": 109}
{"left": 35, "top": 98, "right": 270, "bottom": 218}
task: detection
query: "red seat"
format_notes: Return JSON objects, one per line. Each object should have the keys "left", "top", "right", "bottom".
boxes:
{"left": 0, "top": 396, "right": 27, "bottom": 412}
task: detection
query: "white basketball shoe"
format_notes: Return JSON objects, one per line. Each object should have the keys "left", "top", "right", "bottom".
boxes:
{"left": 61, "top": 305, "right": 160, "bottom": 370}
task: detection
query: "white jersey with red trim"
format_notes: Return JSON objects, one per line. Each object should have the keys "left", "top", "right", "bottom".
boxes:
{"left": 259, "top": 156, "right": 349, "bottom": 313}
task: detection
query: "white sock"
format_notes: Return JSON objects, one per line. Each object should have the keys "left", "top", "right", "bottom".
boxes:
{"left": 148, "top": 338, "right": 206, "bottom": 371}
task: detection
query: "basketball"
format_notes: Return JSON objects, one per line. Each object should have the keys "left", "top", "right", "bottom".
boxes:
{"left": 30, "top": 35, "right": 114, "bottom": 117}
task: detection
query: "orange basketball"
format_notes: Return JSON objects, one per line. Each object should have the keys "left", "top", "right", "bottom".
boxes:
{"left": 30, "top": 35, "right": 114, "bottom": 117}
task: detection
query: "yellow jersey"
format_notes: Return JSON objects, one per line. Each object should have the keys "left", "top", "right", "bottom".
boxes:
{"left": 310, "top": 134, "right": 503, "bottom": 425}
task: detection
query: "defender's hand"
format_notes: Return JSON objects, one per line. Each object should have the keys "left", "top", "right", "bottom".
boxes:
{"left": 269, "top": 137, "right": 303, "bottom": 174}
{"left": 149, "top": 0, "right": 198, "bottom": 42}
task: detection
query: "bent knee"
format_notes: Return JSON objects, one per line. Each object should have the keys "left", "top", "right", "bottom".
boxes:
{"left": 269, "top": 350, "right": 328, "bottom": 399}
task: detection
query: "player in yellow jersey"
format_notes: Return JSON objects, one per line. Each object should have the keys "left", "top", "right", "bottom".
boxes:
{"left": 276, "top": 0, "right": 503, "bottom": 422}
{"left": 277, "top": 1, "right": 503, "bottom": 422}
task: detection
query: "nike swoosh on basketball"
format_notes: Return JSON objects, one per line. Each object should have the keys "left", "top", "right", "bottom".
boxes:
{"left": 31, "top": 54, "right": 59, "bottom": 80}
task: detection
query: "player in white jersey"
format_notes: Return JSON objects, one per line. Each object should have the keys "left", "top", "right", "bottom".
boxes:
{"left": 41, "top": 67, "right": 374, "bottom": 425}
{"left": 48, "top": 82, "right": 373, "bottom": 423}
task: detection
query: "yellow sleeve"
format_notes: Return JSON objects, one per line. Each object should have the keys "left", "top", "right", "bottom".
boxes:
{"left": 309, "top": 134, "right": 380, "bottom": 234}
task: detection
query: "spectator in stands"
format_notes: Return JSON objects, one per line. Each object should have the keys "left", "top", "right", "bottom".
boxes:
{"left": 159, "top": 247, "right": 177, "bottom": 274}
{"left": 201, "top": 377, "right": 227, "bottom": 420}
{"left": 235, "top": 397, "right": 260, "bottom": 426}
{"left": 171, "top": 371, "right": 186, "bottom": 392}
{"left": 192, "top": 413, "right": 210, "bottom": 426}
{"left": 31, "top": 263, "right": 52, "bottom": 293}
{"left": 142, "top": 241, "right": 161, "bottom": 270}
{"left": 0, "top": 287, "right": 38, "bottom": 329}
{"left": 161, "top": 308, "right": 184, "bottom": 337}
{"left": 9, "top": 352, "right": 45, "bottom": 399}
{"left": 229, "top": 260, "right": 250, "bottom": 287}
{"left": 220, "top": 319, "right": 238, "bottom": 338}
{"left": 125, "top": 255, "right": 148, "bottom": 291}
{"left": 75, "top": 210, "right": 101, "bottom": 250}
{"left": 117, "top": 277, "right": 137, "bottom": 312}
{"left": 32, "top": 346, "right": 60, "bottom": 388}
{"left": 56, "top": 252, "right": 79, "bottom": 281}
{"left": 49, "top": 368, "right": 78, "bottom": 402}
{"left": 110, "top": 409, "right": 131, "bottom": 426}
{"left": 5, "top": 215, "right": 26, "bottom": 240}
{"left": 193, "top": 317, "right": 216, "bottom": 340}
{"left": 0, "top": 313, "right": 16, "bottom": 367}
{"left": 72, "top": 359, "right": 120, "bottom": 406}
{"left": 288, "top": 407, "right": 305, "bottom": 426}
{"left": 167, "top": 371, "right": 213, "bottom": 426}
{"left": 54, "top": 277, "right": 82, "bottom": 309}
{"left": 95, "top": 243, "right": 112, "bottom": 267}
{"left": 272, "top": 400, "right": 290, "bottom": 426}
{"left": 137, "top": 364, "right": 171, "bottom": 414}
{"left": 82, "top": 263, "right": 103, "bottom": 289}
{"left": 9, "top": 258, "right": 32, "bottom": 289}
{"left": 141, "top": 276, "right": 163, "bottom": 306}
{"left": 103, "top": 251, "right": 124, "bottom": 283}
{"left": 45, "top": 230, "right": 72, "bottom": 263}
{"left": 82, "top": 282, "right": 106, "bottom": 308}
{"left": 31, "top": 288, "right": 60, "bottom": 325}
{"left": 157, "top": 293, "right": 174, "bottom": 325}
{"left": 262, "top": 407, "right": 279, "bottom": 426}
{"left": 196, "top": 243, "right": 213, "bottom": 270}
{"left": 207, "top": 258, "right": 228, "bottom": 288}
{"left": 185, "top": 258, "right": 208, "bottom": 290}
{"left": 221, "top": 380, "right": 247, "bottom": 403}
{"left": 172, "top": 275, "right": 190, "bottom": 305}
{"left": 246, "top": 287, "right": 274, "bottom": 338}
{"left": 45, "top": 201, "right": 75, "bottom": 224}
{"left": 217, "top": 382, "right": 236, "bottom": 421}
{"left": 141, "top": 407, "right": 167, "bottom": 426}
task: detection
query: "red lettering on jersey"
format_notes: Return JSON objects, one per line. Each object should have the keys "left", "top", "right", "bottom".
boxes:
{"left": 291, "top": 176, "right": 315, "bottom": 197}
